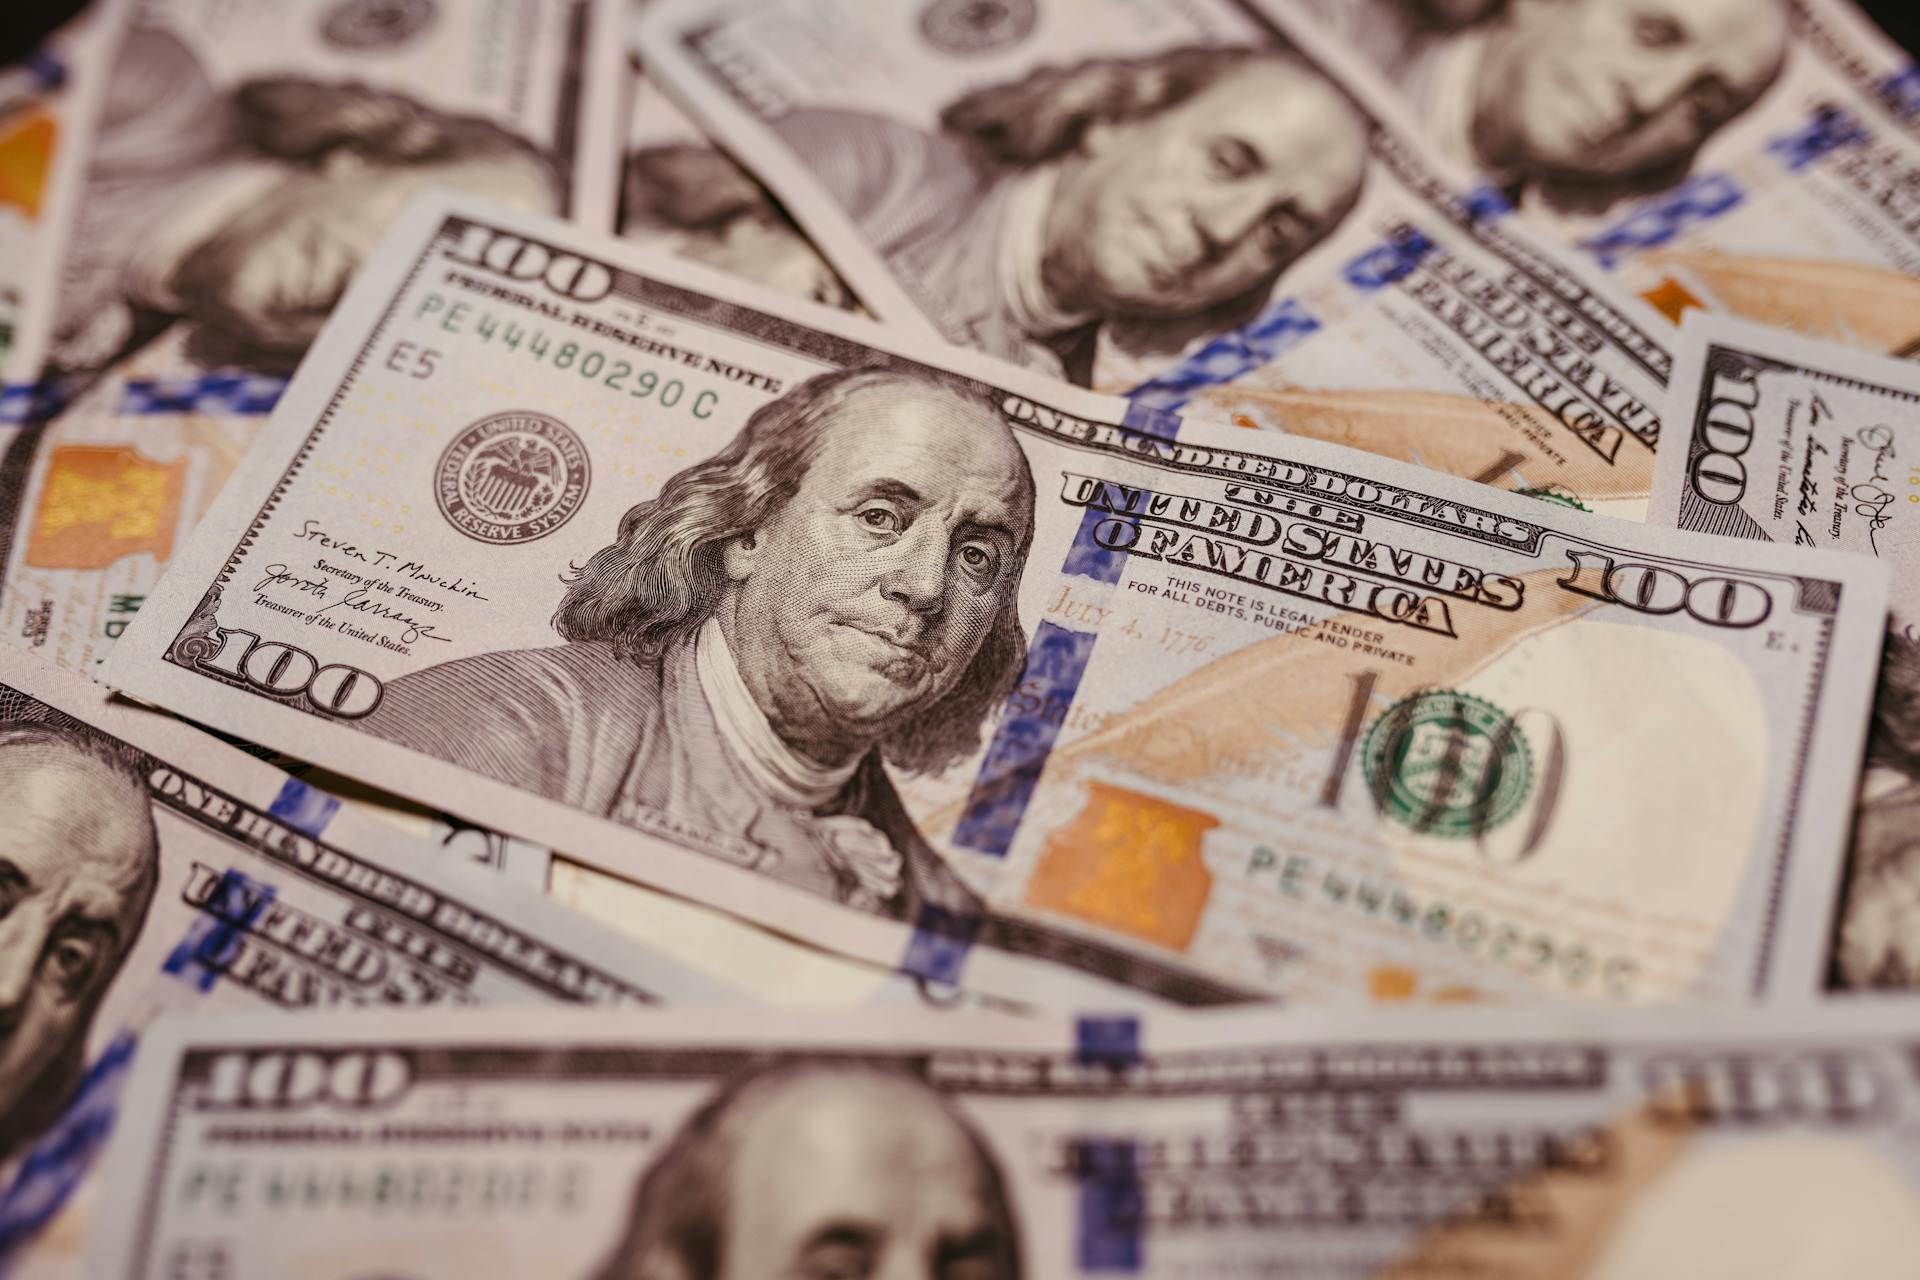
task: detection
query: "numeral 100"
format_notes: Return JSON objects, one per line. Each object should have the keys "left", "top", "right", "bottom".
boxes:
{"left": 444, "top": 223, "right": 612, "bottom": 302}
{"left": 1558, "top": 551, "right": 1772, "bottom": 628}
{"left": 199, "top": 1049, "right": 412, "bottom": 1110}
{"left": 1640, "top": 1053, "right": 1883, "bottom": 1124}
{"left": 197, "top": 628, "right": 384, "bottom": 718}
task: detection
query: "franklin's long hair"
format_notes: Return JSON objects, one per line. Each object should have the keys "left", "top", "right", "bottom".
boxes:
{"left": 589, "top": 1059, "right": 1023, "bottom": 1280}
{"left": 0, "top": 722, "right": 159, "bottom": 1160}
{"left": 624, "top": 143, "right": 771, "bottom": 233}
{"left": 553, "top": 365, "right": 1034, "bottom": 776}
{"left": 232, "top": 75, "right": 558, "bottom": 183}
{"left": 1869, "top": 625, "right": 1920, "bottom": 781}
{"left": 168, "top": 74, "right": 562, "bottom": 373}
{"left": 939, "top": 44, "right": 1366, "bottom": 343}
{"left": 939, "top": 43, "right": 1287, "bottom": 165}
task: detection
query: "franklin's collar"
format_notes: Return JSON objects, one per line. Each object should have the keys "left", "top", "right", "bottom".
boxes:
{"left": 695, "top": 618, "right": 861, "bottom": 810}
{"left": 1419, "top": 30, "right": 1523, "bottom": 196}
{"left": 1000, "top": 166, "right": 1097, "bottom": 340}
{"left": 123, "top": 160, "right": 285, "bottom": 315}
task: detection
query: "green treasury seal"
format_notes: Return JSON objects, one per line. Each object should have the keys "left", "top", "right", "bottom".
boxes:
{"left": 1361, "top": 690, "right": 1533, "bottom": 837}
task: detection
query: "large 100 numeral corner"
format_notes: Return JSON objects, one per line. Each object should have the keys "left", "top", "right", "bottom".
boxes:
{"left": 169, "top": 588, "right": 227, "bottom": 669}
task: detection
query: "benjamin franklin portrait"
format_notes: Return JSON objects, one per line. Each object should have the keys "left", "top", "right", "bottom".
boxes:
{"left": 621, "top": 142, "right": 856, "bottom": 312}
{"left": 773, "top": 45, "right": 1368, "bottom": 384}
{"left": 364, "top": 366, "right": 1037, "bottom": 923}
{"left": 0, "top": 723, "right": 159, "bottom": 1160}
{"left": 1308, "top": 0, "right": 1789, "bottom": 213}
{"left": 1833, "top": 625, "right": 1920, "bottom": 989}
{"left": 52, "top": 22, "right": 561, "bottom": 376}
{"left": 589, "top": 1060, "right": 1022, "bottom": 1280}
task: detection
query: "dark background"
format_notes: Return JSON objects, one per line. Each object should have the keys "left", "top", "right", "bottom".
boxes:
{"left": 1868, "top": 0, "right": 1920, "bottom": 57}
{"left": 3, "top": 0, "right": 1920, "bottom": 127}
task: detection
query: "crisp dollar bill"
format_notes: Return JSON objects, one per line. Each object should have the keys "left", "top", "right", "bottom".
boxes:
{"left": 0, "top": 0, "right": 620, "bottom": 676}
{"left": 636, "top": 0, "right": 1675, "bottom": 513}
{"left": 107, "top": 196, "right": 1888, "bottom": 1008}
{"left": 579, "top": 0, "right": 858, "bottom": 310}
{"left": 1648, "top": 313, "right": 1920, "bottom": 996}
{"left": 92, "top": 1002, "right": 1920, "bottom": 1278}
{"left": 1287, "top": 0, "right": 1920, "bottom": 357}
{"left": 0, "top": 643, "right": 736, "bottom": 1274}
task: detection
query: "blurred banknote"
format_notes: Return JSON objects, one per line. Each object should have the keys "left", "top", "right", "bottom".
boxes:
{"left": 0, "top": 0, "right": 618, "bottom": 675}
{"left": 212, "top": 684, "right": 1006, "bottom": 1012}
{"left": 231, "top": 750, "right": 562, "bottom": 891}
{"left": 105, "top": 198, "right": 1888, "bottom": 1008}
{"left": 0, "top": 644, "right": 735, "bottom": 1275}
{"left": 637, "top": 0, "right": 1674, "bottom": 513}
{"left": 94, "top": 1002, "right": 1920, "bottom": 1278}
{"left": 348, "top": 783, "right": 1017, "bottom": 1010}
{"left": 1290, "top": 0, "right": 1920, "bottom": 356}
{"left": 0, "top": 0, "right": 125, "bottom": 384}
{"left": 221, "top": 751, "right": 986, "bottom": 1011}
{"left": 1649, "top": 314, "right": 1920, "bottom": 994}
{"left": 582, "top": 0, "right": 857, "bottom": 310}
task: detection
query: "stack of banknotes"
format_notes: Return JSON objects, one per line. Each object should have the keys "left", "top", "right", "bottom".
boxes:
{"left": 4, "top": 0, "right": 1920, "bottom": 1273}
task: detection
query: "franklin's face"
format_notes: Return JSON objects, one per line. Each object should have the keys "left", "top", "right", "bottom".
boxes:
{"left": 0, "top": 749, "right": 154, "bottom": 1117}
{"left": 718, "top": 1072, "right": 1014, "bottom": 1280}
{"left": 1482, "top": 0, "right": 1787, "bottom": 184}
{"left": 1047, "top": 60, "right": 1366, "bottom": 319}
{"left": 723, "top": 383, "right": 1033, "bottom": 760}
{"left": 175, "top": 148, "right": 554, "bottom": 359}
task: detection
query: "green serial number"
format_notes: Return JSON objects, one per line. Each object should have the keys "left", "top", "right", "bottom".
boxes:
{"left": 1246, "top": 845, "right": 1641, "bottom": 998}
{"left": 411, "top": 291, "right": 719, "bottom": 419}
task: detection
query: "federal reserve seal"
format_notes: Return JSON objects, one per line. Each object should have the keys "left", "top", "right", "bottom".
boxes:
{"left": 918, "top": 0, "right": 1037, "bottom": 56}
{"left": 320, "top": 0, "right": 438, "bottom": 50}
{"left": 435, "top": 411, "right": 589, "bottom": 545}
{"left": 1361, "top": 690, "right": 1532, "bottom": 837}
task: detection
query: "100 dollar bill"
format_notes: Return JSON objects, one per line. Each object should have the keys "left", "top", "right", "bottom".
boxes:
{"left": 580, "top": 0, "right": 858, "bottom": 310}
{"left": 0, "top": 644, "right": 733, "bottom": 1274}
{"left": 1649, "top": 313, "right": 1920, "bottom": 995}
{"left": 1289, "top": 0, "right": 1920, "bottom": 364}
{"left": 638, "top": 0, "right": 1673, "bottom": 513}
{"left": 108, "top": 197, "right": 1888, "bottom": 1009}
{"left": 0, "top": 0, "right": 621, "bottom": 676}
{"left": 93, "top": 1002, "right": 1920, "bottom": 1278}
